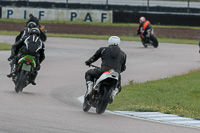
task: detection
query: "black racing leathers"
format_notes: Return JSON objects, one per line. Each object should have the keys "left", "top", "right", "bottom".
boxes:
{"left": 25, "top": 15, "right": 47, "bottom": 42}
{"left": 85, "top": 45, "right": 126, "bottom": 91}
{"left": 16, "top": 27, "right": 47, "bottom": 43}
{"left": 15, "top": 27, "right": 31, "bottom": 42}
{"left": 11, "top": 35, "right": 45, "bottom": 66}
{"left": 26, "top": 15, "right": 39, "bottom": 27}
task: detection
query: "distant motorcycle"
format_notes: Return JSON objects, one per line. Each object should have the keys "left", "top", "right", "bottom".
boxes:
{"left": 140, "top": 29, "right": 159, "bottom": 48}
{"left": 83, "top": 65, "right": 119, "bottom": 114}
{"left": 11, "top": 55, "right": 37, "bottom": 93}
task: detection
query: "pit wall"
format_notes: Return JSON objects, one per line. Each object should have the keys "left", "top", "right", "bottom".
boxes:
{"left": 1, "top": 7, "right": 113, "bottom": 23}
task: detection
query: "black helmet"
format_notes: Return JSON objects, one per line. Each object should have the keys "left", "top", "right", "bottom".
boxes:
{"left": 29, "top": 28, "right": 40, "bottom": 36}
{"left": 27, "top": 22, "right": 37, "bottom": 29}
{"left": 29, "top": 13, "right": 34, "bottom": 18}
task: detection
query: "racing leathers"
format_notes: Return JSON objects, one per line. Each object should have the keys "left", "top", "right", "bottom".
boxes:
{"left": 7, "top": 34, "right": 45, "bottom": 85}
{"left": 137, "top": 20, "right": 152, "bottom": 43}
{"left": 85, "top": 45, "right": 126, "bottom": 92}
{"left": 26, "top": 14, "right": 40, "bottom": 27}
{"left": 23, "top": 14, "right": 47, "bottom": 42}
{"left": 15, "top": 27, "right": 32, "bottom": 42}
{"left": 16, "top": 26, "right": 47, "bottom": 43}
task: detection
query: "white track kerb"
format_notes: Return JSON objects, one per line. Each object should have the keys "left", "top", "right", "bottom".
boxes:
{"left": 78, "top": 95, "right": 200, "bottom": 129}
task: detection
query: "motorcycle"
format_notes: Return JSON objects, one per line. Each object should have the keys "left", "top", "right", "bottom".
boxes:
{"left": 140, "top": 29, "right": 159, "bottom": 48}
{"left": 11, "top": 55, "right": 37, "bottom": 93}
{"left": 83, "top": 65, "right": 119, "bottom": 114}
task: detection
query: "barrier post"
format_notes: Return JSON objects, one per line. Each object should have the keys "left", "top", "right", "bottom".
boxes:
{"left": 66, "top": 0, "right": 68, "bottom": 8}
{"left": 106, "top": 0, "right": 108, "bottom": 10}
{"left": 187, "top": 0, "right": 190, "bottom": 13}
{"left": 27, "top": 0, "right": 29, "bottom": 7}
{"left": 147, "top": 0, "right": 149, "bottom": 11}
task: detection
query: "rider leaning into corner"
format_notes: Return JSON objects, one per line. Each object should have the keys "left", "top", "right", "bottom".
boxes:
{"left": 7, "top": 28, "right": 45, "bottom": 85}
{"left": 137, "top": 16, "right": 153, "bottom": 44}
{"left": 84, "top": 36, "right": 127, "bottom": 102}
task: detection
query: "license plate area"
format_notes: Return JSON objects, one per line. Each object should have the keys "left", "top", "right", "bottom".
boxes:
{"left": 22, "top": 63, "right": 31, "bottom": 72}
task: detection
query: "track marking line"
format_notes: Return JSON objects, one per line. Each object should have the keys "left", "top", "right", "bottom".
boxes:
{"left": 78, "top": 95, "right": 200, "bottom": 129}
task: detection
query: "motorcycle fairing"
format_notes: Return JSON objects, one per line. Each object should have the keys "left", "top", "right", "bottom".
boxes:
{"left": 18, "top": 55, "right": 36, "bottom": 69}
{"left": 93, "top": 70, "right": 119, "bottom": 90}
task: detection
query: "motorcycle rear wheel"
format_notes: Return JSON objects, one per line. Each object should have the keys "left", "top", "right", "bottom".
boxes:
{"left": 15, "top": 70, "right": 27, "bottom": 93}
{"left": 96, "top": 86, "right": 111, "bottom": 114}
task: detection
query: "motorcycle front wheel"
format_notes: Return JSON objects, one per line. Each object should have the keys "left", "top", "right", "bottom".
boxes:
{"left": 83, "top": 98, "right": 91, "bottom": 112}
{"left": 142, "top": 40, "right": 148, "bottom": 48}
{"left": 15, "top": 70, "right": 28, "bottom": 93}
{"left": 150, "top": 36, "right": 159, "bottom": 48}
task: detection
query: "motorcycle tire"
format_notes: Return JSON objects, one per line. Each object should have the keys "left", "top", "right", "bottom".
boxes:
{"left": 142, "top": 40, "right": 148, "bottom": 48}
{"left": 15, "top": 70, "right": 27, "bottom": 93}
{"left": 150, "top": 36, "right": 159, "bottom": 48}
{"left": 96, "top": 86, "right": 111, "bottom": 114}
{"left": 83, "top": 98, "right": 91, "bottom": 112}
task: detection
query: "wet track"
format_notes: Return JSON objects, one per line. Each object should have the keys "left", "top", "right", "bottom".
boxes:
{"left": 0, "top": 35, "right": 200, "bottom": 133}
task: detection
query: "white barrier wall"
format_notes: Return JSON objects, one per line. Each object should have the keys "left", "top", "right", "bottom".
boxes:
{"left": 2, "top": 7, "right": 113, "bottom": 23}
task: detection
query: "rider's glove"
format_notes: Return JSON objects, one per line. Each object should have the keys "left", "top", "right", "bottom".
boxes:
{"left": 7, "top": 54, "right": 15, "bottom": 61}
{"left": 85, "top": 60, "right": 91, "bottom": 66}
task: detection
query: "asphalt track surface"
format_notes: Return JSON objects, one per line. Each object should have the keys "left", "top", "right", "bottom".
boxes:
{"left": 0, "top": 35, "right": 200, "bottom": 133}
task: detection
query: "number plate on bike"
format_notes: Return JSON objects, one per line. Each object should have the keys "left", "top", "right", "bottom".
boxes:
{"left": 22, "top": 64, "right": 31, "bottom": 72}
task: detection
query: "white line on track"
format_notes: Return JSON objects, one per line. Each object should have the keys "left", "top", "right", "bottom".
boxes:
{"left": 78, "top": 95, "right": 200, "bottom": 129}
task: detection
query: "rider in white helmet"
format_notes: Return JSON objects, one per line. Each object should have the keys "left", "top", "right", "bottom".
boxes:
{"left": 108, "top": 36, "right": 121, "bottom": 46}
{"left": 85, "top": 36, "right": 127, "bottom": 102}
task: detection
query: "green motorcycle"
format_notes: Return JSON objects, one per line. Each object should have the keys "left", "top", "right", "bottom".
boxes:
{"left": 12, "top": 55, "right": 36, "bottom": 93}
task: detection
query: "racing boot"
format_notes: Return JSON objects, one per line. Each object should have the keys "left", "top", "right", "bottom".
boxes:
{"left": 110, "top": 88, "right": 119, "bottom": 103}
{"left": 29, "top": 71, "right": 37, "bottom": 85}
{"left": 85, "top": 81, "right": 94, "bottom": 101}
{"left": 7, "top": 64, "right": 17, "bottom": 78}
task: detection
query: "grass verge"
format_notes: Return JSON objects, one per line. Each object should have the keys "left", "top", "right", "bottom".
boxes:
{"left": 0, "top": 30, "right": 198, "bottom": 45}
{"left": 1, "top": 18, "right": 200, "bottom": 29}
{"left": 108, "top": 69, "right": 200, "bottom": 119}
{"left": 0, "top": 43, "right": 11, "bottom": 50}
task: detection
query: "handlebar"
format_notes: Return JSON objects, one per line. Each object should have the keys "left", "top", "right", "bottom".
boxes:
{"left": 89, "top": 64, "right": 100, "bottom": 69}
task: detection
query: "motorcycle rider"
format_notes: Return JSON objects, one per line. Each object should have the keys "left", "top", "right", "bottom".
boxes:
{"left": 15, "top": 21, "right": 38, "bottom": 42}
{"left": 26, "top": 13, "right": 40, "bottom": 26}
{"left": 26, "top": 14, "right": 47, "bottom": 42}
{"left": 16, "top": 13, "right": 47, "bottom": 42}
{"left": 7, "top": 27, "right": 45, "bottom": 85}
{"left": 137, "top": 16, "right": 153, "bottom": 45}
{"left": 85, "top": 36, "right": 126, "bottom": 102}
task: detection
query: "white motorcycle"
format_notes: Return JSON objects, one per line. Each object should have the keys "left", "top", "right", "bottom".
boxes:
{"left": 83, "top": 65, "right": 119, "bottom": 114}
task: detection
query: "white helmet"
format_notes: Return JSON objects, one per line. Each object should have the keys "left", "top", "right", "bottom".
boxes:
{"left": 108, "top": 36, "right": 121, "bottom": 46}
